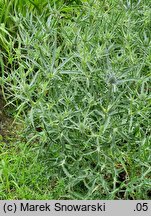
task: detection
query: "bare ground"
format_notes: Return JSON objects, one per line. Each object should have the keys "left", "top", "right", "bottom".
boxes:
{"left": 0, "top": 90, "right": 13, "bottom": 140}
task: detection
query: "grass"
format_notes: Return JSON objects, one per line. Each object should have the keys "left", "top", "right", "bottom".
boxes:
{"left": 0, "top": 0, "right": 151, "bottom": 199}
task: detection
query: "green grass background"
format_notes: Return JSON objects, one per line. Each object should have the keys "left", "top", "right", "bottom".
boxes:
{"left": 0, "top": 0, "right": 151, "bottom": 199}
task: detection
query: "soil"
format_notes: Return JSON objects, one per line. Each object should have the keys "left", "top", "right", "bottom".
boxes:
{"left": 0, "top": 90, "right": 13, "bottom": 139}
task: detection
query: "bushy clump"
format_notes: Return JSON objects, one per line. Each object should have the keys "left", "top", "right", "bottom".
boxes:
{"left": 1, "top": 0, "right": 151, "bottom": 199}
